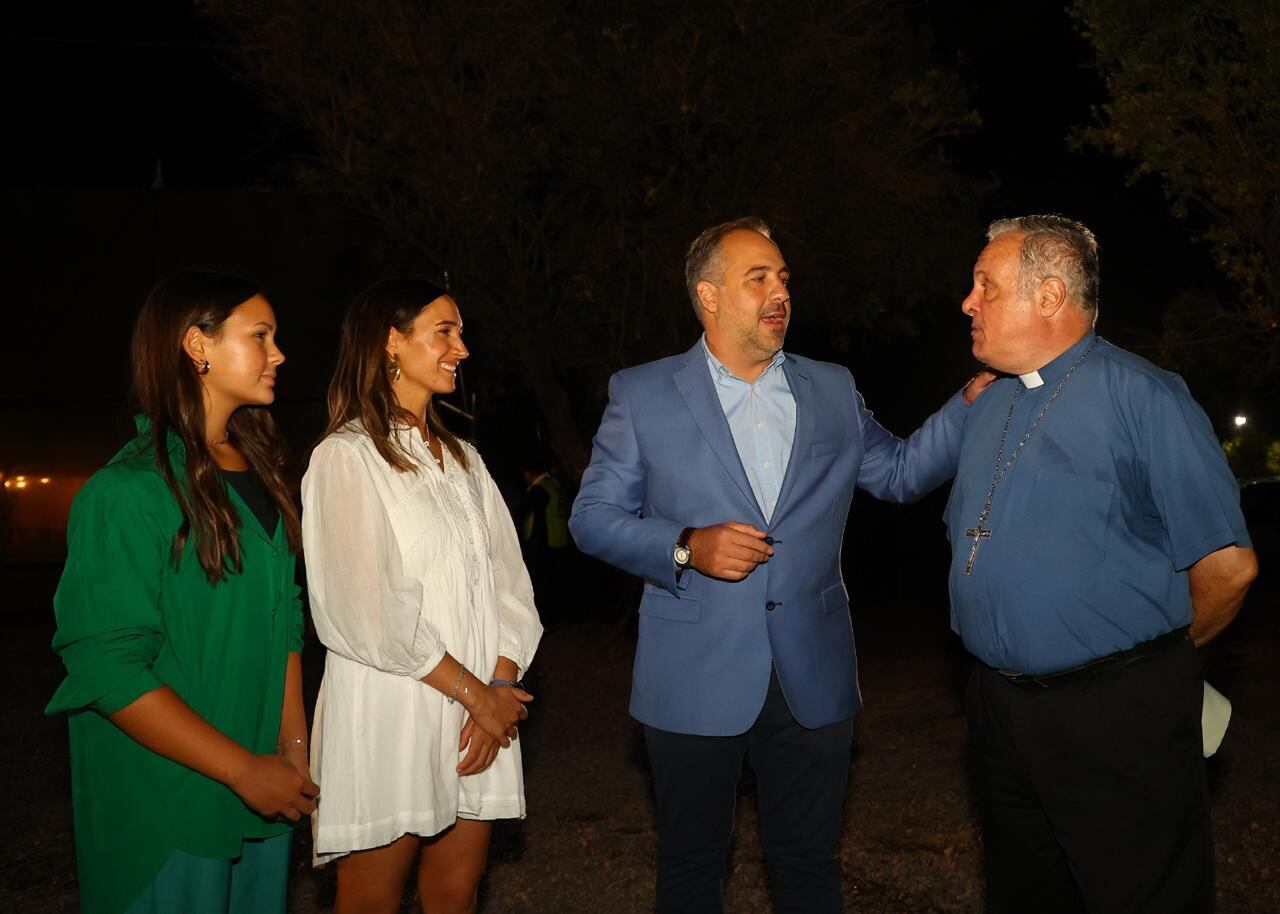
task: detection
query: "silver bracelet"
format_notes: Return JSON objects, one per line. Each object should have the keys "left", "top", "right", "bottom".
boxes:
{"left": 447, "top": 666, "right": 469, "bottom": 705}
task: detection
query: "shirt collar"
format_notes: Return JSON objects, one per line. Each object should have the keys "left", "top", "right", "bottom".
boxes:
{"left": 132, "top": 414, "right": 186, "bottom": 460}
{"left": 701, "top": 334, "right": 786, "bottom": 383}
{"left": 1020, "top": 331, "right": 1097, "bottom": 389}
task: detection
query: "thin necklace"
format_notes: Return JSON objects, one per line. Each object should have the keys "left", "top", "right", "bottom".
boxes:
{"left": 428, "top": 436, "right": 443, "bottom": 471}
{"left": 208, "top": 433, "right": 231, "bottom": 446}
{"left": 962, "top": 336, "right": 1100, "bottom": 575}
{"left": 419, "top": 424, "right": 443, "bottom": 471}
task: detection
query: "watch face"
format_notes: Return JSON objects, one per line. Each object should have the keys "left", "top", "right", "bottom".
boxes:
{"left": 674, "top": 545, "right": 691, "bottom": 566}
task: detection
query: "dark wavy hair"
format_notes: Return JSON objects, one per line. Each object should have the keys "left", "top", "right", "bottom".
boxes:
{"left": 131, "top": 271, "right": 302, "bottom": 582}
{"left": 324, "top": 278, "right": 470, "bottom": 473}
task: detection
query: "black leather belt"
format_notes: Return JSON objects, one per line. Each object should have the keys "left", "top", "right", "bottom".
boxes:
{"left": 991, "top": 626, "right": 1190, "bottom": 688}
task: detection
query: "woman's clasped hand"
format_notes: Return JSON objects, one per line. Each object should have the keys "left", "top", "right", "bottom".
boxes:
{"left": 228, "top": 752, "right": 320, "bottom": 821}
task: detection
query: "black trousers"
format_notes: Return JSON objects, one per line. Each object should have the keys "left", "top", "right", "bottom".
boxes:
{"left": 643, "top": 669, "right": 855, "bottom": 914}
{"left": 967, "top": 635, "right": 1213, "bottom": 914}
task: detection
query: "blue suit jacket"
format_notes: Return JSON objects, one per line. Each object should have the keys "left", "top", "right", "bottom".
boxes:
{"left": 570, "top": 340, "right": 968, "bottom": 735}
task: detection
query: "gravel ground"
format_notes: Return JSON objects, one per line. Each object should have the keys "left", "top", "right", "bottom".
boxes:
{"left": 3, "top": 566, "right": 1277, "bottom": 914}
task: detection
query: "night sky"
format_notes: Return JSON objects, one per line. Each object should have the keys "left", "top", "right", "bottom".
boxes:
{"left": 0, "top": 0, "right": 1250, "bottom": 476}
{"left": 3, "top": 4, "right": 284, "bottom": 188}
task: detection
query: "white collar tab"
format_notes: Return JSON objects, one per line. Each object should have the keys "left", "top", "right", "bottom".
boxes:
{"left": 1018, "top": 370, "right": 1044, "bottom": 389}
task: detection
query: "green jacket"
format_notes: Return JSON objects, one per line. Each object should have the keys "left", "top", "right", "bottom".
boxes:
{"left": 46, "top": 423, "right": 303, "bottom": 914}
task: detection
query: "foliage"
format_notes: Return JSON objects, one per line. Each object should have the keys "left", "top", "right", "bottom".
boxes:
{"left": 204, "top": 0, "right": 980, "bottom": 473}
{"left": 1222, "top": 432, "right": 1280, "bottom": 479}
{"left": 1072, "top": 0, "right": 1280, "bottom": 380}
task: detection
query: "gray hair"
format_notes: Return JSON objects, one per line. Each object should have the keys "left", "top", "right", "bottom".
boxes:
{"left": 987, "top": 214, "right": 1099, "bottom": 314}
{"left": 684, "top": 217, "right": 772, "bottom": 318}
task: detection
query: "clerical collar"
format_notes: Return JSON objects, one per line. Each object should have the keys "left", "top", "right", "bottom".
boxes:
{"left": 1021, "top": 332, "right": 1098, "bottom": 389}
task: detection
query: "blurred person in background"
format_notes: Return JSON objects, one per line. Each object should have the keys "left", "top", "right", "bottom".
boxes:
{"left": 517, "top": 448, "right": 573, "bottom": 627}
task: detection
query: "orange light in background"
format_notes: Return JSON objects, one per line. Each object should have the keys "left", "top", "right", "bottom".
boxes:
{"left": 15, "top": 475, "right": 26, "bottom": 482}
{"left": 15, "top": 480, "right": 27, "bottom": 489}
{"left": 40, "top": 477, "right": 51, "bottom": 484}
{"left": 2, "top": 480, "right": 9, "bottom": 489}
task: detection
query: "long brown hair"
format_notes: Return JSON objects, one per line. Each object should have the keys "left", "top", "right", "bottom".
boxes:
{"left": 131, "top": 271, "right": 303, "bottom": 582}
{"left": 324, "top": 278, "right": 470, "bottom": 473}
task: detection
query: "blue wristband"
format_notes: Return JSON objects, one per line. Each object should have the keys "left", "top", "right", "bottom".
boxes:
{"left": 489, "top": 678, "right": 524, "bottom": 688}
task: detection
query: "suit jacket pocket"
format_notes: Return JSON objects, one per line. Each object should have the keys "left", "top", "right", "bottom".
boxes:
{"left": 638, "top": 592, "right": 702, "bottom": 624}
{"left": 810, "top": 440, "right": 841, "bottom": 458}
{"left": 821, "top": 582, "right": 849, "bottom": 615}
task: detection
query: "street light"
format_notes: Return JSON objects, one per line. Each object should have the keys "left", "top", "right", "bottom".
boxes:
{"left": 1233, "top": 415, "right": 1248, "bottom": 428}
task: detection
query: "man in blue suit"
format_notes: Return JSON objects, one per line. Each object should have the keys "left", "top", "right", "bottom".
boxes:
{"left": 570, "top": 217, "right": 989, "bottom": 913}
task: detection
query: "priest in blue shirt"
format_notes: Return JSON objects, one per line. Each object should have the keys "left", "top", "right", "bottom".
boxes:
{"left": 947, "top": 214, "right": 1259, "bottom": 914}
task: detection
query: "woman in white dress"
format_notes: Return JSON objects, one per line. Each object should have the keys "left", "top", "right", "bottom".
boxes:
{"left": 301, "top": 279, "right": 543, "bottom": 914}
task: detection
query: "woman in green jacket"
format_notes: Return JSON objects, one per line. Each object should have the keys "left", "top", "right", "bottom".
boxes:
{"left": 47, "top": 272, "right": 319, "bottom": 914}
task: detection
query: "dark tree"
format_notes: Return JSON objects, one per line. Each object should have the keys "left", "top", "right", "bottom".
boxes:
{"left": 206, "top": 0, "right": 979, "bottom": 474}
{"left": 1073, "top": 0, "right": 1280, "bottom": 382}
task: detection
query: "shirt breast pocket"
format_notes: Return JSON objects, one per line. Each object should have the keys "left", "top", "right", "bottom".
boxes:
{"left": 1016, "top": 469, "right": 1114, "bottom": 565}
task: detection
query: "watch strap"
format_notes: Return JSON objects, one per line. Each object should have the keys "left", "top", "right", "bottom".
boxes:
{"left": 674, "top": 526, "right": 695, "bottom": 581}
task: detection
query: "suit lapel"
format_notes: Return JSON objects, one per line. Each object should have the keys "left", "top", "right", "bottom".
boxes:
{"left": 673, "top": 342, "right": 764, "bottom": 520}
{"left": 771, "top": 356, "right": 815, "bottom": 524}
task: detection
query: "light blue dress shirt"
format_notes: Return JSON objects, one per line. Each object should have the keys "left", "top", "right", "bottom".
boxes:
{"left": 944, "top": 332, "right": 1252, "bottom": 674}
{"left": 702, "top": 336, "right": 796, "bottom": 521}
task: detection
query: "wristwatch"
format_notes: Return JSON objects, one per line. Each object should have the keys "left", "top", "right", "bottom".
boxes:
{"left": 673, "top": 527, "right": 694, "bottom": 575}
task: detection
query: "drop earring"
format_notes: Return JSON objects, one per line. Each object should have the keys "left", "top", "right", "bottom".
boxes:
{"left": 388, "top": 354, "right": 401, "bottom": 382}
{"left": 198, "top": 359, "right": 210, "bottom": 375}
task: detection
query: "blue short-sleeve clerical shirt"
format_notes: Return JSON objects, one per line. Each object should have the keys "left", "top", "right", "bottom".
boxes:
{"left": 944, "top": 332, "right": 1252, "bottom": 675}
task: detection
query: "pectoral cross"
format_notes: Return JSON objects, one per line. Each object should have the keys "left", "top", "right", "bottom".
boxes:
{"left": 963, "top": 524, "right": 991, "bottom": 575}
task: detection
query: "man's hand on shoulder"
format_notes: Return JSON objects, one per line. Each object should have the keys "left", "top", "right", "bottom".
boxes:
{"left": 688, "top": 522, "right": 774, "bottom": 582}
{"left": 963, "top": 370, "right": 999, "bottom": 405}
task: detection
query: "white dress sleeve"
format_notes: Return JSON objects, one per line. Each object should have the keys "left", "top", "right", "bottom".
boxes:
{"left": 477, "top": 458, "right": 543, "bottom": 674}
{"left": 302, "top": 438, "right": 446, "bottom": 679}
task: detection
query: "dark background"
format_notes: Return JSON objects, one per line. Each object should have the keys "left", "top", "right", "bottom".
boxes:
{"left": 0, "top": 2, "right": 1266, "bottom": 599}
{"left": 3, "top": 4, "right": 1279, "bottom": 912}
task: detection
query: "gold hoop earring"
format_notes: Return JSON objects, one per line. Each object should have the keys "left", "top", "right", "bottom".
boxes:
{"left": 388, "top": 354, "right": 401, "bottom": 382}
{"left": 198, "top": 359, "right": 210, "bottom": 376}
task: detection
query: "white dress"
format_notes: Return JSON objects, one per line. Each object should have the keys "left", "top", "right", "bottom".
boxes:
{"left": 301, "top": 422, "right": 543, "bottom": 864}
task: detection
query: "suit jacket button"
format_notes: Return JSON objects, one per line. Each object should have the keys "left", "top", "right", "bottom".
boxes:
{"left": 765, "top": 601, "right": 776, "bottom": 612}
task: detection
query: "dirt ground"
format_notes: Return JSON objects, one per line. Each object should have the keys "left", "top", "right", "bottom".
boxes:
{"left": 3, "top": 565, "right": 1278, "bottom": 914}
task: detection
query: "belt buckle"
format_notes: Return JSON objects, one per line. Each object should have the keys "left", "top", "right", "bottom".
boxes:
{"left": 996, "top": 668, "right": 1051, "bottom": 688}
